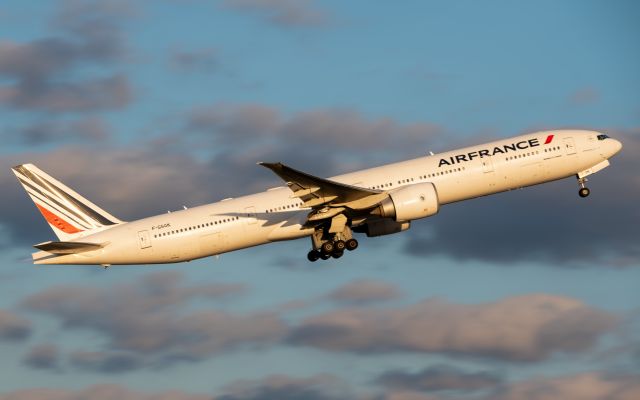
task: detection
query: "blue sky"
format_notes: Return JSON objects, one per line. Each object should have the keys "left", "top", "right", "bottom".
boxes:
{"left": 0, "top": 1, "right": 639, "bottom": 399}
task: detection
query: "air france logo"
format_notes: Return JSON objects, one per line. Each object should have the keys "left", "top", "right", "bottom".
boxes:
{"left": 438, "top": 137, "right": 549, "bottom": 167}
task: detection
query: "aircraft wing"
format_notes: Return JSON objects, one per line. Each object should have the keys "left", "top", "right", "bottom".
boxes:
{"left": 258, "top": 162, "right": 387, "bottom": 212}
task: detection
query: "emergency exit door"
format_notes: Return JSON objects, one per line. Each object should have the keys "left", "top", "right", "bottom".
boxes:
{"left": 563, "top": 137, "right": 576, "bottom": 155}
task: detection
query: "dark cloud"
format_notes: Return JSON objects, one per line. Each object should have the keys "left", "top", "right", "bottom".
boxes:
{"left": 376, "top": 365, "right": 502, "bottom": 393}
{"left": 0, "top": 0, "right": 133, "bottom": 112}
{"left": 185, "top": 103, "right": 444, "bottom": 176}
{"left": 22, "top": 271, "right": 281, "bottom": 370}
{"left": 0, "top": 384, "right": 211, "bottom": 400}
{"left": 221, "top": 0, "right": 331, "bottom": 28}
{"left": 0, "top": 70, "right": 132, "bottom": 112}
{"left": 23, "top": 344, "right": 60, "bottom": 371}
{"left": 218, "top": 374, "right": 363, "bottom": 400}
{"left": 187, "top": 103, "right": 281, "bottom": 141}
{"left": 0, "top": 309, "right": 31, "bottom": 341}
{"left": 16, "top": 116, "right": 110, "bottom": 145}
{"left": 327, "top": 280, "right": 400, "bottom": 305}
{"left": 288, "top": 294, "right": 618, "bottom": 362}
{"left": 405, "top": 130, "right": 640, "bottom": 266}
{"left": 69, "top": 350, "right": 141, "bottom": 374}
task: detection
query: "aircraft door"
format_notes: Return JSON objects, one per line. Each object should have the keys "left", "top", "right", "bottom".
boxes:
{"left": 481, "top": 156, "right": 494, "bottom": 173}
{"left": 137, "top": 230, "right": 151, "bottom": 249}
{"left": 245, "top": 206, "right": 257, "bottom": 224}
{"left": 563, "top": 137, "right": 576, "bottom": 155}
{"left": 480, "top": 156, "right": 497, "bottom": 189}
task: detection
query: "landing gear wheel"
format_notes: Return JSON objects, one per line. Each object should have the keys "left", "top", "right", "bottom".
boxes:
{"left": 307, "top": 250, "right": 320, "bottom": 262}
{"left": 578, "top": 187, "right": 590, "bottom": 198}
{"left": 345, "top": 238, "right": 358, "bottom": 251}
{"left": 334, "top": 240, "right": 346, "bottom": 252}
{"left": 320, "top": 253, "right": 331, "bottom": 260}
{"left": 321, "top": 241, "right": 334, "bottom": 255}
{"left": 332, "top": 251, "right": 344, "bottom": 259}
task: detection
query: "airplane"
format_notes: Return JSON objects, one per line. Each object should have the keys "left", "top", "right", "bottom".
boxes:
{"left": 12, "top": 129, "right": 622, "bottom": 267}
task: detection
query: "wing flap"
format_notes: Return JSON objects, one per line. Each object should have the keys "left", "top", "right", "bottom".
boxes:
{"left": 34, "top": 241, "right": 107, "bottom": 254}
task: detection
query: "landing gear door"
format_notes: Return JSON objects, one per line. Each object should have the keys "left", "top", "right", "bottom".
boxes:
{"left": 137, "top": 230, "right": 151, "bottom": 249}
{"left": 563, "top": 137, "right": 576, "bottom": 155}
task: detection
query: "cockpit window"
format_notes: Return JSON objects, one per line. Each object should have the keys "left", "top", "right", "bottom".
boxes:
{"left": 597, "top": 134, "right": 610, "bottom": 141}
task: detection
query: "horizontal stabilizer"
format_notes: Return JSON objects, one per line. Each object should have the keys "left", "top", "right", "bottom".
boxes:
{"left": 34, "top": 241, "right": 107, "bottom": 255}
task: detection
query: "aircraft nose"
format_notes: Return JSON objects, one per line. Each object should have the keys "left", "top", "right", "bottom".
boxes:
{"left": 610, "top": 138, "right": 623, "bottom": 156}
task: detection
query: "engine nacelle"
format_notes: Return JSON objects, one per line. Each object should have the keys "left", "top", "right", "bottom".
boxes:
{"left": 375, "top": 182, "right": 439, "bottom": 221}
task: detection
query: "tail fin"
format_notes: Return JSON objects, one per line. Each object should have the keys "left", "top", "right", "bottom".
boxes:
{"left": 11, "top": 163, "right": 123, "bottom": 241}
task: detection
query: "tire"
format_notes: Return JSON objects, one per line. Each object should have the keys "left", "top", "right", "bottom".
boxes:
{"left": 321, "top": 241, "right": 334, "bottom": 255}
{"left": 579, "top": 188, "right": 590, "bottom": 198}
{"left": 334, "top": 240, "right": 346, "bottom": 252}
{"left": 346, "top": 238, "right": 359, "bottom": 251}
{"left": 307, "top": 251, "right": 320, "bottom": 262}
{"left": 332, "top": 251, "right": 344, "bottom": 259}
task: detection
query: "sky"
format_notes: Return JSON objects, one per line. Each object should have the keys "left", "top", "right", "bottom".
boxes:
{"left": 0, "top": 1, "right": 639, "bottom": 399}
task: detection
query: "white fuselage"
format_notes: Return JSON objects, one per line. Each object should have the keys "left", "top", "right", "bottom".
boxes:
{"left": 34, "top": 130, "right": 621, "bottom": 265}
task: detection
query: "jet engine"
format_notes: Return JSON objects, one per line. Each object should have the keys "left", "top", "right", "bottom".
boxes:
{"left": 374, "top": 182, "right": 439, "bottom": 221}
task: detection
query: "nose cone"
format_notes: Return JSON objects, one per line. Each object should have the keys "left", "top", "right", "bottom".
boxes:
{"left": 609, "top": 139, "right": 623, "bottom": 157}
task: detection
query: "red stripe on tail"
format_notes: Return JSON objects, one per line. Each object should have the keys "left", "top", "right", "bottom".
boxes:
{"left": 35, "top": 204, "right": 83, "bottom": 234}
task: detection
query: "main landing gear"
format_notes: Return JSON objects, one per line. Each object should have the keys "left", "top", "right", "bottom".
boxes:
{"left": 307, "top": 225, "right": 359, "bottom": 262}
{"left": 307, "top": 238, "right": 358, "bottom": 262}
{"left": 577, "top": 177, "right": 590, "bottom": 198}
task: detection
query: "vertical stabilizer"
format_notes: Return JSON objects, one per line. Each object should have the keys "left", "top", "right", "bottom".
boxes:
{"left": 11, "top": 164, "right": 123, "bottom": 241}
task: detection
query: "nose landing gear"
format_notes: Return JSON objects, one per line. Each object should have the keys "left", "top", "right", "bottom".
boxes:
{"left": 578, "top": 177, "right": 590, "bottom": 198}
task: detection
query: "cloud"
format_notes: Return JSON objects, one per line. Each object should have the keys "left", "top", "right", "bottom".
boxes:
{"left": 69, "top": 350, "right": 141, "bottom": 374}
{"left": 22, "top": 271, "right": 282, "bottom": 371}
{"left": 405, "top": 130, "right": 640, "bottom": 266}
{"left": 15, "top": 117, "right": 110, "bottom": 145}
{"left": 23, "top": 344, "right": 60, "bottom": 371}
{"left": 327, "top": 280, "right": 400, "bottom": 305}
{"left": 381, "top": 372, "right": 640, "bottom": 400}
{"left": 221, "top": 0, "right": 331, "bottom": 28}
{"left": 288, "top": 294, "right": 618, "bottom": 361}
{"left": 218, "top": 374, "right": 364, "bottom": 400}
{"left": 187, "top": 103, "right": 281, "bottom": 142}
{"left": 0, "top": 384, "right": 211, "bottom": 400}
{"left": 2, "top": 372, "right": 637, "bottom": 400}
{"left": 184, "top": 103, "right": 444, "bottom": 176}
{"left": 0, "top": 309, "right": 31, "bottom": 341}
{"left": 495, "top": 372, "right": 640, "bottom": 400}
{"left": 0, "top": 64, "right": 132, "bottom": 112}
{"left": 375, "top": 365, "right": 502, "bottom": 393}
{"left": 0, "top": 376, "right": 364, "bottom": 400}
{"left": 0, "top": 0, "right": 133, "bottom": 112}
